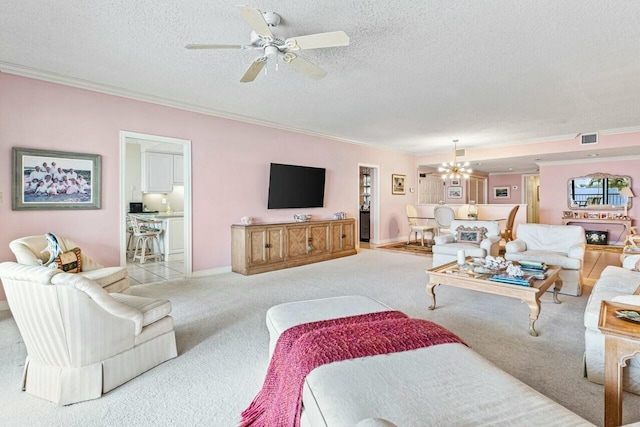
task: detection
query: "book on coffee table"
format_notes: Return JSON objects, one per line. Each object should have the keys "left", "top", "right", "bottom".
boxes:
{"left": 517, "top": 261, "right": 548, "bottom": 271}
{"left": 489, "top": 274, "right": 534, "bottom": 287}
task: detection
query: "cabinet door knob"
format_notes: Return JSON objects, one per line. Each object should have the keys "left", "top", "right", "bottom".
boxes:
{"left": 342, "top": 234, "right": 346, "bottom": 238}
{"left": 264, "top": 243, "right": 271, "bottom": 248}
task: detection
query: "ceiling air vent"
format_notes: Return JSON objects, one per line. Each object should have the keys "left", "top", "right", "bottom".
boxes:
{"left": 580, "top": 133, "right": 598, "bottom": 145}
{"left": 455, "top": 148, "right": 466, "bottom": 157}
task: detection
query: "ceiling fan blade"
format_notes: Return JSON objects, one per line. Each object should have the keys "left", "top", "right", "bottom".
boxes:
{"left": 285, "top": 31, "right": 350, "bottom": 50}
{"left": 240, "top": 57, "right": 267, "bottom": 83}
{"left": 185, "top": 44, "right": 244, "bottom": 50}
{"left": 238, "top": 5, "right": 273, "bottom": 38}
{"left": 281, "top": 53, "right": 327, "bottom": 80}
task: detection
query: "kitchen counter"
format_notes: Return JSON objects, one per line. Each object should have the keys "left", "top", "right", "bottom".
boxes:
{"left": 132, "top": 212, "right": 184, "bottom": 218}
{"left": 154, "top": 212, "right": 184, "bottom": 218}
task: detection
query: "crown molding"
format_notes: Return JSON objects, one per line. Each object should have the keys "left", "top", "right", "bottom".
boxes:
{"left": 537, "top": 155, "right": 640, "bottom": 167}
{"left": 3, "top": 62, "right": 639, "bottom": 158}
{"left": 600, "top": 126, "right": 640, "bottom": 136}
{"left": 0, "top": 62, "right": 411, "bottom": 155}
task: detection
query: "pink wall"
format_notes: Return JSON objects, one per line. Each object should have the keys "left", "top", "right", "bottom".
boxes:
{"left": 488, "top": 174, "right": 523, "bottom": 204}
{"left": 0, "top": 74, "right": 417, "bottom": 301}
{"left": 540, "top": 159, "right": 639, "bottom": 243}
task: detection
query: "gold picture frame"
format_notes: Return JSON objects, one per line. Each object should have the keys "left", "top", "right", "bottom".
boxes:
{"left": 392, "top": 174, "right": 406, "bottom": 195}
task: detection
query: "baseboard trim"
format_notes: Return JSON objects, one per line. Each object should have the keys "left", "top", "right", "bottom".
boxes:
{"left": 190, "top": 266, "right": 232, "bottom": 278}
{"left": 0, "top": 300, "right": 9, "bottom": 311}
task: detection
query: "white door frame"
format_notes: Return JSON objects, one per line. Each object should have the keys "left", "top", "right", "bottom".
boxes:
{"left": 521, "top": 173, "right": 540, "bottom": 224}
{"left": 358, "top": 163, "right": 380, "bottom": 246}
{"left": 119, "top": 131, "right": 193, "bottom": 277}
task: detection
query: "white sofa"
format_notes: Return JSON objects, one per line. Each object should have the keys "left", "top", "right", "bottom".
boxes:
{"left": 432, "top": 220, "right": 501, "bottom": 267}
{"left": 0, "top": 262, "right": 177, "bottom": 405}
{"left": 584, "top": 255, "right": 640, "bottom": 393}
{"left": 505, "top": 224, "right": 585, "bottom": 296}
{"left": 263, "top": 296, "right": 593, "bottom": 426}
{"left": 10, "top": 235, "right": 129, "bottom": 294}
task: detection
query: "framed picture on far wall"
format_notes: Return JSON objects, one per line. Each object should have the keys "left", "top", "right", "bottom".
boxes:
{"left": 450, "top": 179, "right": 461, "bottom": 186}
{"left": 12, "top": 147, "right": 102, "bottom": 210}
{"left": 392, "top": 174, "right": 406, "bottom": 195}
{"left": 493, "top": 186, "right": 510, "bottom": 199}
{"left": 447, "top": 186, "right": 463, "bottom": 199}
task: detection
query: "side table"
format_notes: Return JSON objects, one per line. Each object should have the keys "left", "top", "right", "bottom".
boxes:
{"left": 598, "top": 301, "right": 640, "bottom": 427}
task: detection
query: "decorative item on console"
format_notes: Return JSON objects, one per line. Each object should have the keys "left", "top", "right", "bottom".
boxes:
{"left": 467, "top": 201, "right": 478, "bottom": 219}
{"left": 332, "top": 212, "right": 347, "bottom": 220}
{"left": 293, "top": 214, "right": 312, "bottom": 222}
{"left": 241, "top": 216, "right": 253, "bottom": 225}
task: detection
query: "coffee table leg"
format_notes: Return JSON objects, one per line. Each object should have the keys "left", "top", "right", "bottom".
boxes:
{"left": 426, "top": 282, "right": 437, "bottom": 310}
{"left": 553, "top": 278, "right": 563, "bottom": 304}
{"left": 526, "top": 299, "right": 541, "bottom": 337}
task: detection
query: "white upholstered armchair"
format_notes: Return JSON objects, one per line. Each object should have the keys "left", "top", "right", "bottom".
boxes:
{"left": 432, "top": 220, "right": 502, "bottom": 267}
{"left": 0, "top": 262, "right": 177, "bottom": 405}
{"left": 504, "top": 224, "right": 586, "bottom": 296}
{"left": 10, "top": 235, "right": 129, "bottom": 293}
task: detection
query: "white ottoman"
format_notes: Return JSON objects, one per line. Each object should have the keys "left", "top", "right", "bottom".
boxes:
{"left": 265, "top": 296, "right": 593, "bottom": 427}
{"left": 265, "top": 295, "right": 393, "bottom": 356}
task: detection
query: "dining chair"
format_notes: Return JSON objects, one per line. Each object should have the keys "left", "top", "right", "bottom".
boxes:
{"left": 500, "top": 205, "right": 520, "bottom": 242}
{"left": 434, "top": 206, "right": 456, "bottom": 236}
{"left": 405, "top": 204, "right": 435, "bottom": 246}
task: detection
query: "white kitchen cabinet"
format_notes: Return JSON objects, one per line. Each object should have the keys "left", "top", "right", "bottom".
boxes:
{"left": 173, "top": 155, "right": 183, "bottom": 184}
{"left": 141, "top": 152, "right": 174, "bottom": 193}
{"left": 163, "top": 217, "right": 184, "bottom": 261}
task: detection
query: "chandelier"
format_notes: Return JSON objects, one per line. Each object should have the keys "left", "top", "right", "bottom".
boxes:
{"left": 438, "top": 139, "right": 472, "bottom": 179}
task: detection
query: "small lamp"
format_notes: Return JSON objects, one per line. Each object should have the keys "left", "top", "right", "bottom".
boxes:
{"left": 620, "top": 187, "right": 635, "bottom": 218}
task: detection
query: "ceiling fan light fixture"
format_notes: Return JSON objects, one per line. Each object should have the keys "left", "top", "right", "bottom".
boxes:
{"left": 187, "top": 6, "right": 349, "bottom": 83}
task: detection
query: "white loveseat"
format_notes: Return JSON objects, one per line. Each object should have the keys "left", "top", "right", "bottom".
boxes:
{"left": 584, "top": 255, "right": 640, "bottom": 393}
{"left": 10, "top": 235, "right": 129, "bottom": 293}
{"left": 505, "top": 224, "right": 586, "bottom": 296}
{"left": 432, "top": 220, "right": 501, "bottom": 267}
{"left": 0, "top": 262, "right": 177, "bottom": 405}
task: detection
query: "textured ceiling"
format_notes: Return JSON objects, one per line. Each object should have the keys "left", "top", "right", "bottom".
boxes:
{"left": 2, "top": 1, "right": 640, "bottom": 171}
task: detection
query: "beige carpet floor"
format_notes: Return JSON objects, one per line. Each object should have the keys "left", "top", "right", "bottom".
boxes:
{"left": 1, "top": 249, "right": 639, "bottom": 426}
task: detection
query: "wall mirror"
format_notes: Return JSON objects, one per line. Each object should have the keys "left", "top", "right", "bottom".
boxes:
{"left": 567, "top": 173, "right": 632, "bottom": 210}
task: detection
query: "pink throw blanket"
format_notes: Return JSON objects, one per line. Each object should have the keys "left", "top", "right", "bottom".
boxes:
{"left": 240, "top": 310, "right": 465, "bottom": 427}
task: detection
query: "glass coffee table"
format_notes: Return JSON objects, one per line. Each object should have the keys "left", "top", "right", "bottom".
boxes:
{"left": 426, "top": 260, "right": 562, "bottom": 336}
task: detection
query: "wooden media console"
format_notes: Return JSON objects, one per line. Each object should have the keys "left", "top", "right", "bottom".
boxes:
{"left": 231, "top": 218, "right": 357, "bottom": 275}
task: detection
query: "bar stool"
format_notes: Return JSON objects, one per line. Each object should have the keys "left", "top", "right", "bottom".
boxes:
{"left": 130, "top": 216, "right": 163, "bottom": 264}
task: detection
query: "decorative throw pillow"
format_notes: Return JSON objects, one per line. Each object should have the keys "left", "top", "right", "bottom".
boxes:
{"left": 55, "top": 248, "right": 82, "bottom": 273}
{"left": 455, "top": 226, "right": 487, "bottom": 244}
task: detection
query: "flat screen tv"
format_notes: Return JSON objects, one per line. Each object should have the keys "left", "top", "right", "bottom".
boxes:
{"left": 268, "top": 163, "right": 326, "bottom": 209}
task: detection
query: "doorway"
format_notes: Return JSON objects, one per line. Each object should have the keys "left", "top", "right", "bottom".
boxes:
{"left": 522, "top": 174, "right": 540, "bottom": 223}
{"left": 358, "top": 164, "right": 379, "bottom": 247}
{"left": 119, "top": 131, "right": 192, "bottom": 284}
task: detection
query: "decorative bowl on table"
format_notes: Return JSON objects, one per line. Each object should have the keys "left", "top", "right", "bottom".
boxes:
{"left": 470, "top": 256, "right": 523, "bottom": 277}
{"left": 293, "top": 214, "right": 312, "bottom": 222}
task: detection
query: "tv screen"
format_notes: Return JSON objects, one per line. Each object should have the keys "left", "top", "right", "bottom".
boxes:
{"left": 268, "top": 163, "right": 326, "bottom": 209}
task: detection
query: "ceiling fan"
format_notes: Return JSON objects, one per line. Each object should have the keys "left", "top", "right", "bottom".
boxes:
{"left": 186, "top": 5, "right": 350, "bottom": 83}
